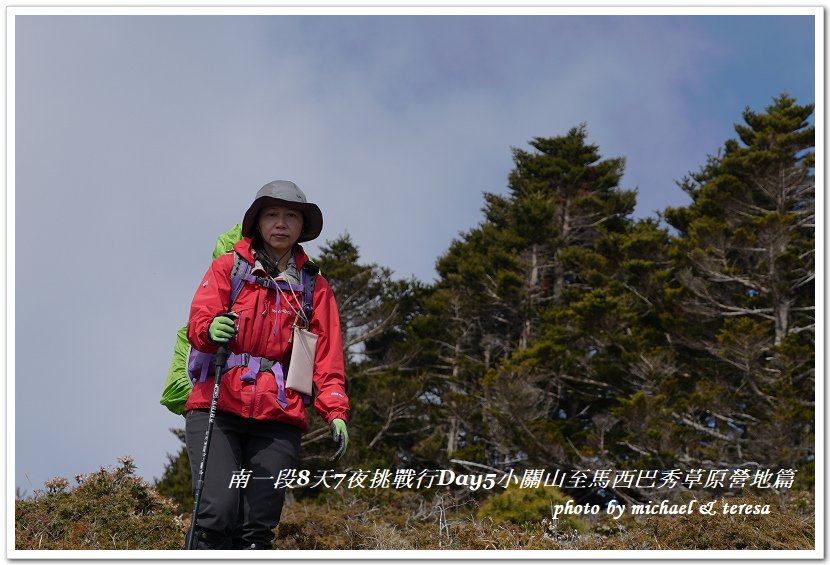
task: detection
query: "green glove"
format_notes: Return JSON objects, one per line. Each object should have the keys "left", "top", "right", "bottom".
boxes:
{"left": 209, "top": 313, "right": 238, "bottom": 343}
{"left": 330, "top": 418, "right": 349, "bottom": 463}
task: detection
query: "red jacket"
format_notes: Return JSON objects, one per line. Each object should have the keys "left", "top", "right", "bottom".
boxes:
{"left": 185, "top": 238, "right": 349, "bottom": 431}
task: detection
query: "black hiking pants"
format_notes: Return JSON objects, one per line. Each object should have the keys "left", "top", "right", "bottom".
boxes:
{"left": 185, "top": 409, "right": 302, "bottom": 550}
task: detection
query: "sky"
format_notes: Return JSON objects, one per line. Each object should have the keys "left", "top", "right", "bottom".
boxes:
{"left": 10, "top": 8, "right": 817, "bottom": 495}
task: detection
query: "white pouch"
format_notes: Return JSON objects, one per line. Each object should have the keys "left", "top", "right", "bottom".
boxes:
{"left": 286, "top": 327, "right": 317, "bottom": 396}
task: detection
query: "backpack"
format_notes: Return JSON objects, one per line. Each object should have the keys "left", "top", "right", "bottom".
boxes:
{"left": 159, "top": 225, "right": 319, "bottom": 415}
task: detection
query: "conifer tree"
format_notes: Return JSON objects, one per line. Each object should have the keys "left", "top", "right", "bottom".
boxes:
{"left": 427, "top": 126, "right": 638, "bottom": 468}
{"left": 303, "top": 234, "right": 428, "bottom": 469}
{"left": 663, "top": 94, "right": 814, "bottom": 470}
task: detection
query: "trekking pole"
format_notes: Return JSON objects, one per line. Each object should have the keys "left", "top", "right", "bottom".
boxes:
{"left": 186, "top": 341, "right": 230, "bottom": 550}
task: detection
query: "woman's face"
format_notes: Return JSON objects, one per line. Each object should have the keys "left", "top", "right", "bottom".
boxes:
{"left": 257, "top": 205, "right": 304, "bottom": 258}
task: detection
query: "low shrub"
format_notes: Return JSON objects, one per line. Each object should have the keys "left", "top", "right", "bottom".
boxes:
{"left": 15, "top": 457, "right": 183, "bottom": 550}
{"left": 476, "top": 485, "right": 587, "bottom": 532}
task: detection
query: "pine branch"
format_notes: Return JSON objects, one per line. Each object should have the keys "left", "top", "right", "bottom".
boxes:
{"left": 672, "top": 412, "right": 734, "bottom": 442}
{"left": 448, "top": 459, "right": 503, "bottom": 474}
{"left": 345, "top": 303, "right": 400, "bottom": 348}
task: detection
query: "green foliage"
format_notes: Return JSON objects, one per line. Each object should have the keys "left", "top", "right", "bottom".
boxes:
{"left": 422, "top": 124, "right": 643, "bottom": 471}
{"left": 661, "top": 93, "right": 815, "bottom": 472}
{"left": 15, "top": 457, "right": 183, "bottom": 550}
{"left": 477, "top": 486, "right": 586, "bottom": 531}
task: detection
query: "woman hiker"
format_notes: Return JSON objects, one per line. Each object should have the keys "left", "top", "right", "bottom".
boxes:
{"left": 184, "top": 180, "right": 349, "bottom": 550}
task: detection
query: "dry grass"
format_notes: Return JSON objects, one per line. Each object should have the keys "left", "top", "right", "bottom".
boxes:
{"left": 277, "top": 490, "right": 815, "bottom": 551}
{"left": 578, "top": 493, "right": 814, "bottom": 551}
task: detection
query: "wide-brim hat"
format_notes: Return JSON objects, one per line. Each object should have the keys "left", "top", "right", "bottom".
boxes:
{"left": 242, "top": 180, "right": 323, "bottom": 242}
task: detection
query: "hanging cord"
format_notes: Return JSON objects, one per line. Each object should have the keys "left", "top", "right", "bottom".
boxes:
{"left": 253, "top": 241, "right": 287, "bottom": 278}
{"left": 253, "top": 242, "right": 309, "bottom": 334}
{"left": 269, "top": 272, "right": 309, "bottom": 337}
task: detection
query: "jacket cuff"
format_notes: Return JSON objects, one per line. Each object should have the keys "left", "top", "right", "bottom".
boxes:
{"left": 327, "top": 412, "right": 348, "bottom": 424}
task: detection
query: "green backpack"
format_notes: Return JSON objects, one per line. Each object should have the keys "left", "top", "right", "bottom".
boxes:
{"left": 160, "top": 224, "right": 243, "bottom": 415}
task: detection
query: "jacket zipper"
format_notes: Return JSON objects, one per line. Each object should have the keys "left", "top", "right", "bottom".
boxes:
{"left": 248, "top": 296, "right": 267, "bottom": 418}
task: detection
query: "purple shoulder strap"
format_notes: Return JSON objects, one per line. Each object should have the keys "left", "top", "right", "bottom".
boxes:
{"left": 301, "top": 262, "right": 319, "bottom": 322}
{"left": 228, "top": 253, "right": 316, "bottom": 317}
{"left": 229, "top": 253, "right": 251, "bottom": 307}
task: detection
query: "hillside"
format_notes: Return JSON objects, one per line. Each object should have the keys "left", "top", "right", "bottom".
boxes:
{"left": 15, "top": 458, "right": 815, "bottom": 551}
